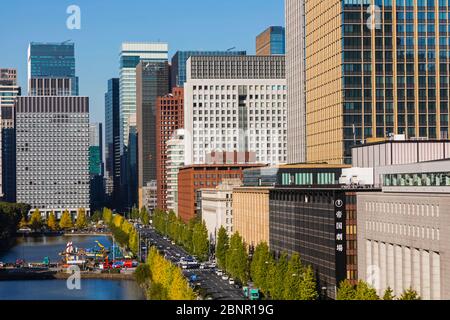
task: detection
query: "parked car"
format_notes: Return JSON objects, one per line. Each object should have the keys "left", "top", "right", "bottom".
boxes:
{"left": 222, "top": 275, "right": 230, "bottom": 281}
{"left": 199, "top": 263, "right": 205, "bottom": 269}
{"left": 112, "top": 261, "right": 125, "bottom": 269}
{"left": 216, "top": 270, "right": 223, "bottom": 276}
{"left": 229, "top": 278, "right": 235, "bottom": 285}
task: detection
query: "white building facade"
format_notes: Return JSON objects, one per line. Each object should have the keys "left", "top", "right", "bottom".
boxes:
{"left": 166, "top": 129, "right": 185, "bottom": 214}
{"left": 201, "top": 179, "right": 241, "bottom": 243}
{"left": 15, "top": 96, "right": 90, "bottom": 218}
{"left": 184, "top": 55, "right": 287, "bottom": 166}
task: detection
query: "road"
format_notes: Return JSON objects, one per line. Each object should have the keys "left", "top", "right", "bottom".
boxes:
{"left": 138, "top": 226, "right": 245, "bottom": 300}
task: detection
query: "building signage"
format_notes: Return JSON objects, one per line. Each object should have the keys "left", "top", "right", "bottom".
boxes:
{"left": 335, "top": 192, "right": 347, "bottom": 283}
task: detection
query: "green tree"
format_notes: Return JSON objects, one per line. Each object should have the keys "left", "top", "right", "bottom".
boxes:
{"left": 129, "top": 229, "right": 139, "bottom": 256}
{"left": 134, "top": 264, "right": 151, "bottom": 285}
{"left": 59, "top": 210, "right": 74, "bottom": 230}
{"left": 354, "top": 280, "right": 379, "bottom": 300}
{"left": 140, "top": 207, "right": 150, "bottom": 225}
{"left": 192, "top": 221, "right": 209, "bottom": 261}
{"left": 399, "top": 288, "right": 421, "bottom": 300}
{"left": 47, "top": 212, "right": 59, "bottom": 231}
{"left": 283, "top": 253, "right": 303, "bottom": 300}
{"left": 131, "top": 207, "right": 140, "bottom": 220}
{"left": 29, "top": 209, "right": 43, "bottom": 231}
{"left": 226, "top": 232, "right": 249, "bottom": 284}
{"left": 337, "top": 280, "right": 356, "bottom": 300}
{"left": 299, "top": 265, "right": 319, "bottom": 300}
{"left": 216, "top": 227, "right": 229, "bottom": 270}
{"left": 383, "top": 287, "right": 395, "bottom": 300}
{"left": 270, "top": 253, "right": 289, "bottom": 299}
{"left": 75, "top": 208, "right": 88, "bottom": 230}
{"left": 250, "top": 242, "right": 271, "bottom": 294}
{"left": 90, "top": 210, "right": 102, "bottom": 223}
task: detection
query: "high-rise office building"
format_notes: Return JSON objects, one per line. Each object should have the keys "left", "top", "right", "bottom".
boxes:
{"left": 286, "top": 0, "right": 306, "bottom": 164}
{"left": 184, "top": 55, "right": 287, "bottom": 166}
{"left": 28, "top": 42, "right": 78, "bottom": 95}
{"left": 29, "top": 78, "right": 73, "bottom": 96}
{"left": 0, "top": 69, "right": 20, "bottom": 201}
{"left": 304, "top": 0, "right": 450, "bottom": 165}
{"left": 105, "top": 78, "right": 120, "bottom": 205}
{"left": 119, "top": 43, "right": 168, "bottom": 150}
{"left": 256, "top": 26, "right": 286, "bottom": 56}
{"left": 89, "top": 123, "right": 104, "bottom": 211}
{"left": 170, "top": 51, "right": 247, "bottom": 88}
{"left": 15, "top": 96, "right": 90, "bottom": 217}
{"left": 156, "top": 88, "right": 184, "bottom": 211}
{"left": 136, "top": 60, "right": 170, "bottom": 209}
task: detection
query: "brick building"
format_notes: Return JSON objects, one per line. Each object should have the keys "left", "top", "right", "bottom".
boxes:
{"left": 156, "top": 87, "right": 184, "bottom": 210}
{"left": 177, "top": 164, "right": 264, "bottom": 223}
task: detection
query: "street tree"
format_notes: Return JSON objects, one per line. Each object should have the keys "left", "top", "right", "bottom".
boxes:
{"left": 226, "top": 232, "right": 249, "bottom": 284}
{"left": 192, "top": 221, "right": 209, "bottom": 261}
{"left": 354, "top": 281, "right": 380, "bottom": 300}
{"left": 337, "top": 280, "right": 356, "bottom": 300}
{"left": 271, "top": 252, "right": 289, "bottom": 299}
{"left": 216, "top": 227, "right": 229, "bottom": 270}
{"left": 283, "top": 253, "right": 303, "bottom": 300}
{"left": 383, "top": 287, "right": 395, "bottom": 300}
{"left": 399, "top": 288, "right": 421, "bottom": 300}
{"left": 299, "top": 265, "right": 319, "bottom": 300}
{"left": 140, "top": 207, "right": 150, "bottom": 225}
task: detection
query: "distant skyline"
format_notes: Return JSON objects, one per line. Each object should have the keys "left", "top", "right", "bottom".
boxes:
{"left": 0, "top": 0, "right": 285, "bottom": 124}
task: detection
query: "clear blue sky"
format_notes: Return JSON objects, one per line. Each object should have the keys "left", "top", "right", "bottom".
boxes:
{"left": 0, "top": 0, "right": 285, "bottom": 124}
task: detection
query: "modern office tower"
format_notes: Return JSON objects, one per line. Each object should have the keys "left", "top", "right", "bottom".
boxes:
{"left": 29, "top": 78, "right": 73, "bottom": 96}
{"left": 170, "top": 51, "right": 247, "bottom": 88}
{"left": 285, "top": 0, "right": 306, "bottom": 164}
{"left": 166, "top": 129, "right": 185, "bottom": 214}
{"left": 124, "top": 114, "right": 138, "bottom": 210}
{"left": 119, "top": 43, "right": 168, "bottom": 151}
{"left": 201, "top": 178, "right": 242, "bottom": 244}
{"left": 156, "top": 88, "right": 184, "bottom": 211}
{"left": 358, "top": 159, "right": 450, "bottom": 300}
{"left": 89, "top": 123, "right": 104, "bottom": 211}
{"left": 15, "top": 96, "right": 90, "bottom": 218}
{"left": 256, "top": 26, "right": 286, "bottom": 56}
{"left": 0, "top": 69, "right": 20, "bottom": 201}
{"left": 28, "top": 42, "right": 78, "bottom": 95}
{"left": 136, "top": 60, "right": 170, "bottom": 209}
{"left": 184, "top": 55, "right": 287, "bottom": 166}
{"left": 304, "top": 1, "right": 450, "bottom": 165}
{"left": 105, "top": 78, "right": 120, "bottom": 204}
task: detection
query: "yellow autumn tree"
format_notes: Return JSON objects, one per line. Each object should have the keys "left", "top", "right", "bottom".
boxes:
{"left": 75, "top": 208, "right": 88, "bottom": 230}
{"left": 59, "top": 210, "right": 74, "bottom": 230}
{"left": 47, "top": 212, "right": 59, "bottom": 231}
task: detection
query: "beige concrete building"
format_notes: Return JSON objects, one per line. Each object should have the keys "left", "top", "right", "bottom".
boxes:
{"left": 232, "top": 187, "right": 272, "bottom": 248}
{"left": 358, "top": 159, "right": 450, "bottom": 300}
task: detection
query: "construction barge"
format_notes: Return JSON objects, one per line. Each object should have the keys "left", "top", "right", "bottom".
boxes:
{"left": 0, "top": 240, "right": 138, "bottom": 281}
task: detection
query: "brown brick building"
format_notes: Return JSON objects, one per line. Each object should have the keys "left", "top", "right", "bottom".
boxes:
{"left": 156, "top": 87, "right": 184, "bottom": 211}
{"left": 177, "top": 164, "right": 264, "bottom": 223}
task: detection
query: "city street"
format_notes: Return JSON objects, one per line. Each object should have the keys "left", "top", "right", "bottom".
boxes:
{"left": 138, "top": 226, "right": 246, "bottom": 300}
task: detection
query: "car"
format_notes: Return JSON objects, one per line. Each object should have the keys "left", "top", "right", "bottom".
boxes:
{"left": 182, "top": 265, "right": 188, "bottom": 269}
{"left": 199, "top": 263, "right": 205, "bottom": 269}
{"left": 229, "top": 278, "right": 235, "bottom": 285}
{"left": 171, "top": 241, "right": 176, "bottom": 245}
{"left": 176, "top": 253, "right": 181, "bottom": 257}
{"left": 216, "top": 270, "right": 223, "bottom": 276}
{"left": 166, "top": 247, "right": 171, "bottom": 250}
{"left": 222, "top": 275, "right": 229, "bottom": 281}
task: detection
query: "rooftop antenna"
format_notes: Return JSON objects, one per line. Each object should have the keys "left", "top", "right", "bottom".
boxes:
{"left": 226, "top": 47, "right": 236, "bottom": 52}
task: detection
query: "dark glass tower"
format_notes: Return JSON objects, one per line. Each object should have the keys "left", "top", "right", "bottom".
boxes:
{"left": 28, "top": 42, "right": 79, "bottom": 95}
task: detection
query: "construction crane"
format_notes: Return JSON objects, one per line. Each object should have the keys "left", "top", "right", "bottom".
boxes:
{"left": 226, "top": 47, "right": 236, "bottom": 52}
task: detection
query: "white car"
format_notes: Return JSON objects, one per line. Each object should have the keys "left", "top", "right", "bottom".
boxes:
{"left": 222, "top": 275, "right": 230, "bottom": 281}
{"left": 229, "top": 278, "right": 235, "bottom": 285}
{"left": 216, "top": 270, "right": 223, "bottom": 276}
{"left": 199, "top": 263, "right": 205, "bottom": 269}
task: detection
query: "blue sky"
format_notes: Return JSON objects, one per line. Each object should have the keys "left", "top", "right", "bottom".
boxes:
{"left": 0, "top": 0, "right": 285, "bottom": 124}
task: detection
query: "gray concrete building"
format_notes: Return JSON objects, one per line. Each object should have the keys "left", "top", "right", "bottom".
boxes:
{"left": 357, "top": 159, "right": 450, "bottom": 300}
{"left": 15, "top": 96, "right": 90, "bottom": 217}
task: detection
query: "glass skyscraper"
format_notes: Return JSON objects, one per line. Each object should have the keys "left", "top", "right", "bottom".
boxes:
{"left": 170, "top": 50, "right": 247, "bottom": 88}
{"left": 28, "top": 42, "right": 78, "bottom": 95}
{"left": 256, "top": 26, "right": 286, "bottom": 56}
{"left": 303, "top": 0, "right": 450, "bottom": 164}
{"left": 119, "top": 43, "right": 169, "bottom": 151}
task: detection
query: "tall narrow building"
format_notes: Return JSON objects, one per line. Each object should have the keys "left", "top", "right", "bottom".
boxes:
{"left": 156, "top": 88, "right": 184, "bottom": 211}
{"left": 105, "top": 78, "right": 121, "bottom": 207}
{"left": 28, "top": 42, "right": 78, "bottom": 95}
{"left": 89, "top": 123, "right": 104, "bottom": 211}
{"left": 0, "top": 69, "right": 21, "bottom": 202}
{"left": 286, "top": 0, "right": 306, "bottom": 164}
{"left": 304, "top": 0, "right": 450, "bottom": 164}
{"left": 136, "top": 60, "right": 170, "bottom": 209}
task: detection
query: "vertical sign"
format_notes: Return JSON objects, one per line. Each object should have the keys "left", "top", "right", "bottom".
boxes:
{"left": 334, "top": 192, "right": 347, "bottom": 283}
